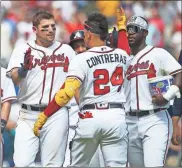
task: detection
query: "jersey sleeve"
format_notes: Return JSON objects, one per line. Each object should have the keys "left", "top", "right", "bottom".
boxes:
{"left": 1, "top": 70, "right": 17, "bottom": 103}
{"left": 118, "top": 30, "right": 131, "bottom": 55}
{"left": 116, "top": 48, "right": 131, "bottom": 73}
{"left": 67, "top": 55, "right": 86, "bottom": 82}
{"left": 6, "top": 43, "right": 27, "bottom": 73}
{"left": 64, "top": 44, "right": 76, "bottom": 61}
{"left": 160, "top": 48, "right": 182, "bottom": 75}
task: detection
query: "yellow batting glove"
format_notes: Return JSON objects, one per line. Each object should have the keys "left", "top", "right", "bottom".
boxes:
{"left": 116, "top": 7, "right": 127, "bottom": 31}
{"left": 33, "top": 112, "right": 48, "bottom": 137}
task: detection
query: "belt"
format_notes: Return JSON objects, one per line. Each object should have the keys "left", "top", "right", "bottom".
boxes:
{"left": 81, "top": 103, "right": 124, "bottom": 111}
{"left": 126, "top": 108, "right": 166, "bottom": 117}
{"left": 22, "top": 104, "right": 47, "bottom": 111}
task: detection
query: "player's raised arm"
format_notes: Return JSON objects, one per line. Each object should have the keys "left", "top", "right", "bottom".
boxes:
{"left": 116, "top": 7, "right": 131, "bottom": 55}
{"left": 6, "top": 44, "right": 32, "bottom": 85}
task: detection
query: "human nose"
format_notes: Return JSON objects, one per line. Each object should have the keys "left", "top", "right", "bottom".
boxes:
{"left": 49, "top": 26, "right": 55, "bottom": 32}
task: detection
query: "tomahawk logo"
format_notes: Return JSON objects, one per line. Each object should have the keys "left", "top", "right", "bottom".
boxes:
{"left": 74, "top": 32, "right": 82, "bottom": 39}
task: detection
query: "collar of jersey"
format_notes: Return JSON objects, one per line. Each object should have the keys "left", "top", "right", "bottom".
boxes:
{"left": 87, "top": 46, "right": 113, "bottom": 52}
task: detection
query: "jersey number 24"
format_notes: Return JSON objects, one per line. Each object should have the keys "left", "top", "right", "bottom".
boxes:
{"left": 93, "top": 67, "right": 124, "bottom": 95}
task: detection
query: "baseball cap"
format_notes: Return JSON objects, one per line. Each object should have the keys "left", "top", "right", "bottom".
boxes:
{"left": 127, "top": 16, "right": 149, "bottom": 30}
{"left": 69, "top": 30, "right": 84, "bottom": 45}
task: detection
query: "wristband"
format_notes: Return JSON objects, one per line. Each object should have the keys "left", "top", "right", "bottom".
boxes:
{"left": 18, "top": 64, "right": 28, "bottom": 78}
{"left": 1, "top": 119, "right": 7, "bottom": 133}
{"left": 163, "top": 85, "right": 180, "bottom": 101}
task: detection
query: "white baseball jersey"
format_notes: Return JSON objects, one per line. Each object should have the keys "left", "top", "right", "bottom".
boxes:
{"left": 67, "top": 46, "right": 129, "bottom": 108}
{"left": 7, "top": 40, "right": 75, "bottom": 105}
{"left": 123, "top": 56, "right": 134, "bottom": 112}
{"left": 1, "top": 67, "right": 17, "bottom": 103}
{"left": 125, "top": 45, "right": 182, "bottom": 111}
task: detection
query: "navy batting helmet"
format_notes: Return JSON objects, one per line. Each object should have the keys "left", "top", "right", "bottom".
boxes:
{"left": 69, "top": 30, "right": 84, "bottom": 46}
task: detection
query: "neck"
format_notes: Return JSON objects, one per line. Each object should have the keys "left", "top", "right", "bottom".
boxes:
{"left": 89, "top": 38, "right": 105, "bottom": 48}
{"left": 131, "top": 42, "right": 147, "bottom": 55}
{"left": 35, "top": 39, "right": 53, "bottom": 48}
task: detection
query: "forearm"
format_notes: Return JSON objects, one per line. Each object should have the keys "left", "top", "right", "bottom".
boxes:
{"left": 1, "top": 101, "right": 11, "bottom": 121}
{"left": 172, "top": 116, "right": 181, "bottom": 127}
{"left": 44, "top": 78, "right": 81, "bottom": 117}
{"left": 1, "top": 101, "right": 11, "bottom": 133}
{"left": 118, "top": 30, "right": 131, "bottom": 55}
{"left": 9, "top": 68, "right": 23, "bottom": 85}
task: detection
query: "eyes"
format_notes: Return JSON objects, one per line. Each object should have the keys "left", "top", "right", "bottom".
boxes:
{"left": 40, "top": 24, "right": 56, "bottom": 31}
{"left": 73, "top": 43, "right": 86, "bottom": 50}
{"left": 126, "top": 26, "right": 143, "bottom": 34}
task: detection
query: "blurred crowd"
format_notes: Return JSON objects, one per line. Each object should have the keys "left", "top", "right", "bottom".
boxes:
{"left": 1, "top": 1, "right": 181, "bottom": 167}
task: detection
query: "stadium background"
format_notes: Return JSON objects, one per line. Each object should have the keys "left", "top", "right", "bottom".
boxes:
{"left": 1, "top": 1, "right": 181, "bottom": 167}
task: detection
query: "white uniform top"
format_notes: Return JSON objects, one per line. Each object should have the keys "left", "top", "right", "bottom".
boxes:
{"left": 1, "top": 67, "right": 17, "bottom": 103}
{"left": 125, "top": 45, "right": 182, "bottom": 111}
{"left": 67, "top": 46, "right": 129, "bottom": 109}
{"left": 7, "top": 40, "right": 75, "bottom": 105}
{"left": 123, "top": 56, "right": 134, "bottom": 112}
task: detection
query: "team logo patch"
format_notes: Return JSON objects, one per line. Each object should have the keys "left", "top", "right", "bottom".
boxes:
{"left": 74, "top": 32, "right": 82, "bottom": 39}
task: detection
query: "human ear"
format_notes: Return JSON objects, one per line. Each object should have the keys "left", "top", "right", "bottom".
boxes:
{"left": 144, "top": 30, "right": 148, "bottom": 37}
{"left": 32, "top": 26, "right": 37, "bottom": 33}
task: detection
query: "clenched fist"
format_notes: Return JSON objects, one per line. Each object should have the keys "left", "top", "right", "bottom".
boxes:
{"left": 116, "top": 7, "right": 127, "bottom": 31}
{"left": 33, "top": 112, "right": 48, "bottom": 137}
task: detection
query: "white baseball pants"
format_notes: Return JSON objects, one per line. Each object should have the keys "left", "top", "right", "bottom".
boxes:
{"left": 126, "top": 110, "right": 172, "bottom": 167}
{"left": 70, "top": 108, "right": 128, "bottom": 167}
{"left": 13, "top": 106, "right": 69, "bottom": 167}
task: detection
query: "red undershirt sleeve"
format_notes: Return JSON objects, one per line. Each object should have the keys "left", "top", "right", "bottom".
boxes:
{"left": 118, "top": 30, "right": 131, "bottom": 55}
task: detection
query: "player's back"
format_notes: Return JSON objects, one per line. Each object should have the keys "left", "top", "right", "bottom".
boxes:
{"left": 68, "top": 46, "right": 129, "bottom": 108}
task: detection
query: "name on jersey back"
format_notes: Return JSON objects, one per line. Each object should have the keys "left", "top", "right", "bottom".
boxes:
{"left": 86, "top": 53, "right": 126, "bottom": 68}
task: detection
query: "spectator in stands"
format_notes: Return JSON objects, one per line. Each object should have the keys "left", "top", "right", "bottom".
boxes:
{"left": 96, "top": 1, "right": 120, "bottom": 26}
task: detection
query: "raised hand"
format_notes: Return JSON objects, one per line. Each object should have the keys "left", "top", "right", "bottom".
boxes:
{"left": 116, "top": 6, "right": 127, "bottom": 31}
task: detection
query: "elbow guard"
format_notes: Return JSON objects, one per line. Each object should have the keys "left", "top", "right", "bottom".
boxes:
{"left": 55, "top": 78, "right": 81, "bottom": 106}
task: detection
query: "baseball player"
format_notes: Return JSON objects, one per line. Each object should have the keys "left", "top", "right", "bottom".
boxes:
{"left": 125, "top": 15, "right": 182, "bottom": 167}
{"left": 33, "top": 12, "right": 130, "bottom": 167}
{"left": 64, "top": 8, "right": 130, "bottom": 167}
{"left": 63, "top": 30, "right": 105, "bottom": 167}
{"left": 1, "top": 67, "right": 17, "bottom": 167}
{"left": 6, "top": 11, "right": 75, "bottom": 167}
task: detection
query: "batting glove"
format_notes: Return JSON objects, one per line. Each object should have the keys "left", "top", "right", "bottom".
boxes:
{"left": 116, "top": 7, "right": 127, "bottom": 31}
{"left": 33, "top": 112, "right": 48, "bottom": 137}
